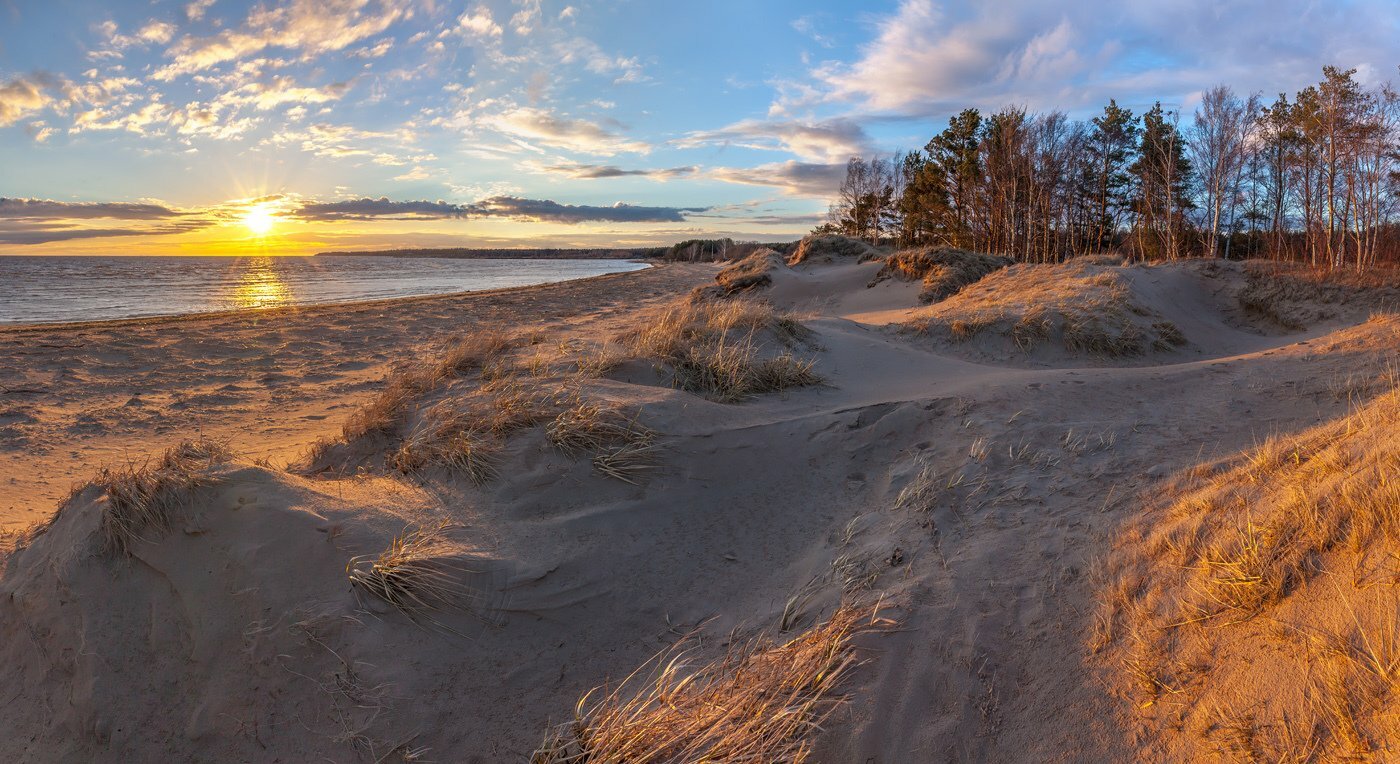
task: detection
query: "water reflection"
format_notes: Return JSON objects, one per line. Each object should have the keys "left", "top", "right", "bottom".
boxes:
{"left": 231, "top": 257, "right": 292, "bottom": 310}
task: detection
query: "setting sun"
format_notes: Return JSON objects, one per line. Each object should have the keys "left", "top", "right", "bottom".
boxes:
{"left": 241, "top": 203, "right": 277, "bottom": 236}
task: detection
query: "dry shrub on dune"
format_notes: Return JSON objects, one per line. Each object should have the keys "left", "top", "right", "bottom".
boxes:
{"left": 908, "top": 261, "right": 1186, "bottom": 357}
{"left": 623, "top": 298, "right": 820, "bottom": 402}
{"left": 876, "top": 247, "right": 1012, "bottom": 303}
{"left": 90, "top": 440, "right": 232, "bottom": 555}
{"left": 1093, "top": 384, "right": 1400, "bottom": 760}
{"left": 712, "top": 249, "right": 786, "bottom": 295}
{"left": 1238, "top": 262, "right": 1400, "bottom": 330}
{"left": 532, "top": 606, "right": 876, "bottom": 764}
{"left": 786, "top": 234, "right": 881, "bottom": 266}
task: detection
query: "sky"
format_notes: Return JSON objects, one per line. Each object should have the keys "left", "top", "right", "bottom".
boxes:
{"left": 0, "top": 0, "right": 1397, "bottom": 255}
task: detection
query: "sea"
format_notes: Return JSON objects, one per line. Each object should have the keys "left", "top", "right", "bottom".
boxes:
{"left": 0, "top": 255, "right": 649, "bottom": 325}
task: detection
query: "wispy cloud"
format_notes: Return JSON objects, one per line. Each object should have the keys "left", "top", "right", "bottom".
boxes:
{"left": 155, "top": 0, "right": 412, "bottom": 81}
{"left": 678, "top": 117, "right": 870, "bottom": 163}
{"left": 294, "top": 195, "right": 700, "bottom": 223}
{"left": 532, "top": 162, "right": 697, "bottom": 180}
{"left": 709, "top": 161, "right": 848, "bottom": 198}
{"left": 483, "top": 107, "right": 650, "bottom": 156}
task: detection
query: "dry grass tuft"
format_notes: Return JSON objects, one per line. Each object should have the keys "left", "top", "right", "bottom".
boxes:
{"left": 531, "top": 606, "right": 879, "bottom": 764}
{"left": 342, "top": 331, "right": 516, "bottom": 441}
{"left": 388, "top": 408, "right": 503, "bottom": 484}
{"left": 94, "top": 440, "right": 232, "bottom": 555}
{"left": 876, "top": 247, "right": 1011, "bottom": 303}
{"left": 347, "top": 521, "right": 494, "bottom": 630}
{"left": 623, "top": 298, "right": 820, "bottom": 402}
{"left": 786, "top": 234, "right": 881, "bottom": 266}
{"left": 1092, "top": 382, "right": 1400, "bottom": 760}
{"left": 907, "top": 261, "right": 1185, "bottom": 357}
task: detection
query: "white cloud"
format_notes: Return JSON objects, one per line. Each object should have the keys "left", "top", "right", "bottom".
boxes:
{"left": 678, "top": 118, "right": 870, "bottom": 163}
{"left": 483, "top": 107, "right": 650, "bottom": 156}
{"left": 709, "top": 161, "right": 847, "bottom": 198}
{"left": 156, "top": 0, "right": 412, "bottom": 81}
{"left": 457, "top": 7, "right": 503, "bottom": 40}
{"left": 0, "top": 75, "right": 57, "bottom": 126}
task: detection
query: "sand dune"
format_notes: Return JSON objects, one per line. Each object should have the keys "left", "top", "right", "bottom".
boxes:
{"left": 1, "top": 250, "right": 1396, "bottom": 761}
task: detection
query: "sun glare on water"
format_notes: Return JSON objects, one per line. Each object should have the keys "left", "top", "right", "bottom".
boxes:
{"left": 241, "top": 203, "right": 278, "bottom": 236}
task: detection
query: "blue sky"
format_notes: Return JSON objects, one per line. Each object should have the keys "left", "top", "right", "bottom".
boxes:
{"left": 0, "top": 0, "right": 1396, "bottom": 254}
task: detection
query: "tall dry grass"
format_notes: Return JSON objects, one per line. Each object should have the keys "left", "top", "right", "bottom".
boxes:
{"left": 1092, "top": 381, "right": 1400, "bottom": 760}
{"left": 623, "top": 298, "right": 821, "bottom": 402}
{"left": 531, "top": 606, "right": 878, "bottom": 763}
{"left": 92, "top": 440, "right": 232, "bottom": 555}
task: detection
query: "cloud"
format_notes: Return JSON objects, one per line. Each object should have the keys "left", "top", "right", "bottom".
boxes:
{"left": 472, "top": 196, "right": 696, "bottom": 223}
{"left": 483, "top": 107, "right": 649, "bottom": 156}
{"left": 0, "top": 197, "right": 184, "bottom": 220}
{"left": 534, "top": 162, "right": 697, "bottom": 180}
{"left": 156, "top": 0, "right": 412, "bottom": 80}
{"left": 813, "top": 0, "right": 1400, "bottom": 116}
{"left": 457, "top": 7, "right": 503, "bottom": 40}
{"left": 218, "top": 76, "right": 353, "bottom": 110}
{"left": 293, "top": 195, "right": 699, "bottom": 223}
{"left": 709, "top": 161, "right": 847, "bottom": 198}
{"left": 185, "top": 0, "right": 216, "bottom": 22}
{"left": 0, "top": 74, "right": 57, "bottom": 127}
{"left": 0, "top": 198, "right": 210, "bottom": 244}
{"left": 678, "top": 118, "right": 870, "bottom": 163}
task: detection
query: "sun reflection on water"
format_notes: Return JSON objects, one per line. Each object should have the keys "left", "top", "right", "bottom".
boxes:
{"left": 231, "top": 257, "right": 292, "bottom": 310}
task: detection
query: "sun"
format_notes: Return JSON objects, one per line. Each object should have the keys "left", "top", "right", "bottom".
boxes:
{"left": 241, "top": 203, "right": 278, "bottom": 236}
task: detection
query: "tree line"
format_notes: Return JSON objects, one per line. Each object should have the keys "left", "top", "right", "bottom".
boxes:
{"left": 820, "top": 67, "right": 1400, "bottom": 270}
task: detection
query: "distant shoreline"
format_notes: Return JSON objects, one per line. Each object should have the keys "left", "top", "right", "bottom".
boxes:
{"left": 315, "top": 246, "right": 666, "bottom": 260}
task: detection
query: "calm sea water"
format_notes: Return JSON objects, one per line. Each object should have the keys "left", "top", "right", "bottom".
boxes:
{"left": 0, "top": 255, "right": 648, "bottom": 325}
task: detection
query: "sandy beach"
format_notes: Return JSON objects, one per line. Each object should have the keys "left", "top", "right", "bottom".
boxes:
{"left": 0, "top": 264, "right": 711, "bottom": 527}
{"left": 1, "top": 247, "right": 1397, "bottom": 761}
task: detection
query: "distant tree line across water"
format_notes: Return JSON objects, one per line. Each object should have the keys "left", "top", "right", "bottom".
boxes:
{"left": 820, "top": 67, "right": 1400, "bottom": 270}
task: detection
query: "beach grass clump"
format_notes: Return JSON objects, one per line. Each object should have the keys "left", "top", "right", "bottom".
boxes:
{"left": 1090, "top": 382, "right": 1400, "bottom": 759}
{"left": 94, "top": 440, "right": 232, "bottom": 555}
{"left": 342, "top": 331, "right": 517, "bottom": 441}
{"left": 623, "top": 298, "right": 821, "bottom": 402}
{"left": 388, "top": 407, "right": 503, "bottom": 485}
{"left": 876, "top": 247, "right": 1012, "bottom": 303}
{"left": 907, "top": 261, "right": 1185, "bottom": 357}
{"left": 531, "top": 606, "right": 874, "bottom": 764}
{"left": 711, "top": 249, "right": 786, "bottom": 296}
{"left": 546, "top": 401, "right": 662, "bottom": 483}
{"left": 347, "top": 521, "right": 490, "bottom": 627}
{"left": 786, "top": 234, "right": 881, "bottom": 266}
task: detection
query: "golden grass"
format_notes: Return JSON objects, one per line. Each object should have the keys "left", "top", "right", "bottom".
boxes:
{"left": 342, "top": 331, "right": 516, "bottom": 441}
{"left": 908, "top": 261, "right": 1186, "bottom": 357}
{"left": 876, "top": 247, "right": 1011, "bottom": 303}
{"left": 531, "top": 606, "right": 877, "bottom": 763}
{"left": 1239, "top": 262, "right": 1400, "bottom": 330}
{"left": 93, "top": 440, "right": 232, "bottom": 556}
{"left": 547, "top": 400, "right": 662, "bottom": 483}
{"left": 346, "top": 521, "right": 490, "bottom": 630}
{"left": 712, "top": 249, "right": 785, "bottom": 295}
{"left": 388, "top": 406, "right": 503, "bottom": 485}
{"left": 623, "top": 298, "right": 821, "bottom": 402}
{"left": 1092, "top": 382, "right": 1400, "bottom": 760}
{"left": 786, "top": 234, "right": 880, "bottom": 266}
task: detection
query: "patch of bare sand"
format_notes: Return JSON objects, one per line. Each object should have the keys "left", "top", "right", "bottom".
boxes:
{"left": 1, "top": 258, "right": 1397, "bottom": 762}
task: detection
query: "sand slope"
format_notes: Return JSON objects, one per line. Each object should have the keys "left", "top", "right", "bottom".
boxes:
{"left": 1, "top": 257, "right": 1396, "bottom": 761}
